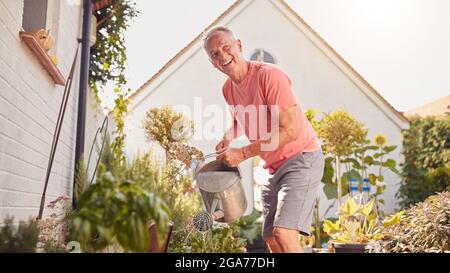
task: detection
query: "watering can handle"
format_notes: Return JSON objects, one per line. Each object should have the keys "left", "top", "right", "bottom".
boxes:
{"left": 203, "top": 147, "right": 230, "bottom": 160}
{"left": 192, "top": 147, "right": 230, "bottom": 176}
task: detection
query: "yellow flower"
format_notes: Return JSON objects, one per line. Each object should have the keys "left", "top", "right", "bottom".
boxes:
{"left": 374, "top": 134, "right": 387, "bottom": 147}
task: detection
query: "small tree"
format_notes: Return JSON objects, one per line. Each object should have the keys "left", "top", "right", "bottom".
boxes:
{"left": 143, "top": 106, "right": 194, "bottom": 161}
{"left": 318, "top": 110, "right": 368, "bottom": 206}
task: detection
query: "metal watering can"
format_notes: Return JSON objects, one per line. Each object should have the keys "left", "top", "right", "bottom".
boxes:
{"left": 190, "top": 149, "right": 248, "bottom": 232}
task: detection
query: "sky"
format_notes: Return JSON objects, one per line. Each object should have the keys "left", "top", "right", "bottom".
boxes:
{"left": 101, "top": 0, "right": 450, "bottom": 112}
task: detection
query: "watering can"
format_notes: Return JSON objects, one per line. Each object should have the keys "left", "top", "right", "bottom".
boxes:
{"left": 190, "top": 149, "right": 248, "bottom": 231}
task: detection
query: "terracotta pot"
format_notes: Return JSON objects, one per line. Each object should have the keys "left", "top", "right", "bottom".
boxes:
{"left": 332, "top": 242, "right": 367, "bottom": 253}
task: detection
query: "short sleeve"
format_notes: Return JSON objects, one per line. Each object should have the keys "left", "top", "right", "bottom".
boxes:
{"left": 260, "top": 67, "right": 297, "bottom": 111}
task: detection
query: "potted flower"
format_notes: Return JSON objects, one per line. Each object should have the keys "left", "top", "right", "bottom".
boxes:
{"left": 323, "top": 197, "right": 382, "bottom": 253}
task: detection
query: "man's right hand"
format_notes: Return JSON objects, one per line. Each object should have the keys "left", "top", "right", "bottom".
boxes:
{"left": 215, "top": 139, "right": 230, "bottom": 152}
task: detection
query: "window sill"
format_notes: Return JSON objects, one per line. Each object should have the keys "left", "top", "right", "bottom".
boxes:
{"left": 19, "top": 31, "right": 65, "bottom": 86}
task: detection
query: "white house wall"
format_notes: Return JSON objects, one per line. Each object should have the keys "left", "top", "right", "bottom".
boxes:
{"left": 124, "top": 0, "right": 407, "bottom": 217}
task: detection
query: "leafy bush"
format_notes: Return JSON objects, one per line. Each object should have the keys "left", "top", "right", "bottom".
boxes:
{"left": 398, "top": 116, "right": 450, "bottom": 207}
{"left": 131, "top": 152, "right": 249, "bottom": 253}
{"left": 230, "top": 210, "right": 262, "bottom": 244}
{"left": 0, "top": 216, "right": 39, "bottom": 253}
{"left": 68, "top": 168, "right": 170, "bottom": 253}
{"left": 307, "top": 109, "right": 399, "bottom": 213}
{"left": 380, "top": 191, "right": 450, "bottom": 253}
{"left": 187, "top": 226, "right": 246, "bottom": 253}
{"left": 129, "top": 153, "right": 202, "bottom": 252}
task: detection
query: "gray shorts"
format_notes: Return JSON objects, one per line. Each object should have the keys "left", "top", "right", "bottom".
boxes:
{"left": 262, "top": 150, "right": 325, "bottom": 237}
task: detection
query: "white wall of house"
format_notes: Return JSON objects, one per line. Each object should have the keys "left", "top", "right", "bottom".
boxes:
{"left": 0, "top": 0, "right": 104, "bottom": 223}
{"left": 123, "top": 0, "right": 409, "bottom": 218}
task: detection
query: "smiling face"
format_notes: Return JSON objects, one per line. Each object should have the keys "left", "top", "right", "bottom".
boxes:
{"left": 204, "top": 30, "right": 246, "bottom": 80}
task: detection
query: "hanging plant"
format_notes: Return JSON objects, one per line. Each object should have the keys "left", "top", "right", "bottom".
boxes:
{"left": 89, "top": 0, "right": 139, "bottom": 159}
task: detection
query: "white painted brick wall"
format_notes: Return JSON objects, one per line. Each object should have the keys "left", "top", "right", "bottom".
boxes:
{"left": 0, "top": 0, "right": 104, "bottom": 224}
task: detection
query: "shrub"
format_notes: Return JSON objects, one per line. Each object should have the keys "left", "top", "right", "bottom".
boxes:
{"left": 0, "top": 216, "right": 39, "bottom": 253}
{"left": 187, "top": 226, "right": 246, "bottom": 253}
{"left": 230, "top": 210, "right": 262, "bottom": 245}
{"left": 380, "top": 191, "right": 450, "bottom": 253}
{"left": 398, "top": 116, "right": 450, "bottom": 207}
{"left": 68, "top": 168, "right": 170, "bottom": 253}
{"left": 131, "top": 152, "right": 249, "bottom": 253}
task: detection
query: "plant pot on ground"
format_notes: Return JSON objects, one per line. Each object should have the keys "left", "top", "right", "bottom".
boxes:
{"left": 331, "top": 242, "right": 367, "bottom": 253}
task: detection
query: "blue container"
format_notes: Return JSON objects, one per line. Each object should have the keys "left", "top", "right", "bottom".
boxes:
{"left": 349, "top": 178, "right": 370, "bottom": 196}
{"left": 362, "top": 178, "right": 370, "bottom": 193}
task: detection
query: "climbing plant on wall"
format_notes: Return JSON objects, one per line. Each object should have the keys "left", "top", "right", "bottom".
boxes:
{"left": 89, "top": 0, "right": 139, "bottom": 160}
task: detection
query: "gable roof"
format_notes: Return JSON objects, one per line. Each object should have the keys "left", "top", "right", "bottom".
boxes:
{"left": 128, "top": 0, "right": 409, "bottom": 126}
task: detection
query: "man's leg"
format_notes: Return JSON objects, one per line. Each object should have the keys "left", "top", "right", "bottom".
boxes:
{"left": 273, "top": 227, "right": 302, "bottom": 253}
{"left": 263, "top": 236, "right": 283, "bottom": 253}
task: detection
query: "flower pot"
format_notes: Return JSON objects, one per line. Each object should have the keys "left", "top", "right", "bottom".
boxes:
{"left": 332, "top": 242, "right": 367, "bottom": 253}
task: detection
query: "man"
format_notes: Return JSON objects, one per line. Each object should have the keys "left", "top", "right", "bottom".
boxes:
{"left": 203, "top": 26, "right": 324, "bottom": 253}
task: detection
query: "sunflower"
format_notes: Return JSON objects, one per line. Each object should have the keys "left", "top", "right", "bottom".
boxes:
{"left": 374, "top": 134, "right": 387, "bottom": 147}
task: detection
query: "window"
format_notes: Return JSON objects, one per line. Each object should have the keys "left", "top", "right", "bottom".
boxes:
{"left": 22, "top": 0, "right": 49, "bottom": 32}
{"left": 250, "top": 48, "right": 276, "bottom": 64}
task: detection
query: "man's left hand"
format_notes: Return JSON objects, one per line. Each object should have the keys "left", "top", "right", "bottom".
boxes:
{"left": 216, "top": 147, "right": 245, "bottom": 167}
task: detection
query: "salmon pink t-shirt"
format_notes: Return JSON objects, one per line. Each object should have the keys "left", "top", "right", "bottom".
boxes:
{"left": 222, "top": 61, "right": 321, "bottom": 174}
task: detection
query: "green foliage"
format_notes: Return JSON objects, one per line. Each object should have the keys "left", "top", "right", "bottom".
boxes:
{"left": 304, "top": 108, "right": 321, "bottom": 132}
{"left": 340, "top": 136, "right": 399, "bottom": 212}
{"left": 398, "top": 116, "right": 450, "bottom": 207}
{"left": 89, "top": 0, "right": 139, "bottom": 99}
{"left": 140, "top": 106, "right": 251, "bottom": 253}
{"left": 380, "top": 191, "right": 450, "bottom": 253}
{"left": 68, "top": 148, "right": 171, "bottom": 252}
{"left": 0, "top": 216, "right": 39, "bottom": 253}
{"left": 89, "top": 1, "right": 138, "bottom": 162}
{"left": 318, "top": 109, "right": 368, "bottom": 205}
{"left": 74, "top": 158, "right": 89, "bottom": 204}
{"left": 323, "top": 197, "right": 382, "bottom": 244}
{"left": 131, "top": 152, "right": 250, "bottom": 253}
{"left": 111, "top": 90, "right": 131, "bottom": 164}
{"left": 230, "top": 210, "right": 262, "bottom": 244}
{"left": 130, "top": 153, "right": 202, "bottom": 251}
{"left": 306, "top": 109, "right": 399, "bottom": 208}
{"left": 187, "top": 227, "right": 247, "bottom": 253}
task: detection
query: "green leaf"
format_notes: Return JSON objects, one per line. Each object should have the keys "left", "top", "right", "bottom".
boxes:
{"left": 373, "top": 152, "right": 384, "bottom": 159}
{"left": 364, "top": 156, "right": 374, "bottom": 165}
{"left": 382, "top": 159, "right": 396, "bottom": 168}
{"left": 376, "top": 185, "right": 386, "bottom": 194}
{"left": 368, "top": 174, "right": 377, "bottom": 185}
{"left": 389, "top": 167, "right": 400, "bottom": 175}
{"left": 383, "top": 145, "right": 397, "bottom": 153}
{"left": 378, "top": 198, "right": 385, "bottom": 205}
{"left": 323, "top": 219, "right": 339, "bottom": 234}
{"left": 323, "top": 183, "right": 338, "bottom": 200}
{"left": 345, "top": 170, "right": 362, "bottom": 181}
{"left": 377, "top": 175, "right": 384, "bottom": 182}
{"left": 342, "top": 158, "right": 362, "bottom": 169}
{"left": 321, "top": 157, "right": 334, "bottom": 184}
